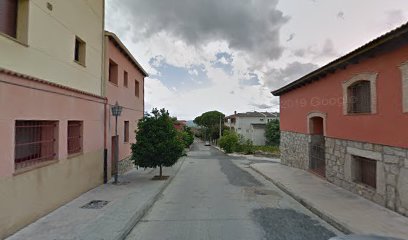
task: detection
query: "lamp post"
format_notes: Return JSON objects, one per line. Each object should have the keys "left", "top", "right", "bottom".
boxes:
{"left": 111, "top": 101, "right": 123, "bottom": 184}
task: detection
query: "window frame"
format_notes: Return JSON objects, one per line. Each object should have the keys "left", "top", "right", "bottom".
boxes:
{"left": 135, "top": 79, "right": 140, "bottom": 97}
{"left": 124, "top": 71, "right": 128, "bottom": 88}
{"left": 14, "top": 120, "right": 58, "bottom": 171}
{"left": 74, "top": 36, "right": 86, "bottom": 66}
{"left": 342, "top": 73, "right": 377, "bottom": 115}
{"left": 0, "top": 0, "right": 29, "bottom": 46}
{"left": 400, "top": 61, "right": 408, "bottom": 113}
{"left": 353, "top": 156, "right": 377, "bottom": 189}
{"left": 67, "top": 121, "right": 83, "bottom": 156}
{"left": 124, "top": 121, "right": 129, "bottom": 143}
{"left": 108, "top": 59, "right": 119, "bottom": 85}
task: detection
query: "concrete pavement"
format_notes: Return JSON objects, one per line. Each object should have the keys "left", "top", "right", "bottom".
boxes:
{"left": 6, "top": 158, "right": 185, "bottom": 240}
{"left": 251, "top": 162, "right": 408, "bottom": 240}
{"left": 126, "top": 143, "right": 341, "bottom": 240}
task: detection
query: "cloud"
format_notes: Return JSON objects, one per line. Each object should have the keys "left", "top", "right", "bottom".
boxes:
{"left": 250, "top": 103, "right": 273, "bottom": 109}
{"left": 385, "top": 10, "right": 405, "bottom": 28}
{"left": 291, "top": 38, "right": 338, "bottom": 60}
{"left": 264, "top": 61, "right": 319, "bottom": 89}
{"left": 109, "top": 0, "right": 289, "bottom": 62}
{"left": 286, "top": 33, "right": 295, "bottom": 42}
{"left": 337, "top": 11, "right": 344, "bottom": 20}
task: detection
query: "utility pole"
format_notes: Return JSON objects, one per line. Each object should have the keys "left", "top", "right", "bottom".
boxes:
{"left": 219, "top": 115, "right": 222, "bottom": 139}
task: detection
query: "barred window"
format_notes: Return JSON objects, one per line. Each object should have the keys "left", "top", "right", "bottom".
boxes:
{"left": 347, "top": 80, "right": 371, "bottom": 114}
{"left": 15, "top": 121, "right": 57, "bottom": 170}
{"left": 353, "top": 156, "right": 376, "bottom": 189}
{"left": 68, "top": 121, "right": 82, "bottom": 155}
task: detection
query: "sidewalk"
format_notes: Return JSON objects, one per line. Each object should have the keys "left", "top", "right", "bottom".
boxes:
{"left": 7, "top": 158, "right": 185, "bottom": 240}
{"left": 251, "top": 162, "right": 408, "bottom": 239}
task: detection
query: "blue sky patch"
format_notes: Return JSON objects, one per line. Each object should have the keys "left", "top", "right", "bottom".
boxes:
{"left": 240, "top": 72, "right": 261, "bottom": 86}
{"left": 211, "top": 52, "right": 233, "bottom": 75}
{"left": 149, "top": 56, "right": 210, "bottom": 91}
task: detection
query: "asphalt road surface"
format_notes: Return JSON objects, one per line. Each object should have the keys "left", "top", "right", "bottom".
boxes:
{"left": 126, "top": 141, "right": 342, "bottom": 240}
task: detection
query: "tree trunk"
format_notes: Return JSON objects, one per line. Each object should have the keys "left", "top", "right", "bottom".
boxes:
{"left": 159, "top": 165, "right": 162, "bottom": 177}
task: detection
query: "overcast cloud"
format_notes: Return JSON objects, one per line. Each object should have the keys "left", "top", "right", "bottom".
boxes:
{"left": 105, "top": 0, "right": 408, "bottom": 119}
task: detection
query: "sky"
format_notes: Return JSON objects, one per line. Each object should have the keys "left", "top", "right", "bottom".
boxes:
{"left": 105, "top": 0, "right": 408, "bottom": 120}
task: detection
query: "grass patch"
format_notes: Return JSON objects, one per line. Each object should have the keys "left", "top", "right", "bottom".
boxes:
{"left": 253, "top": 145, "right": 280, "bottom": 154}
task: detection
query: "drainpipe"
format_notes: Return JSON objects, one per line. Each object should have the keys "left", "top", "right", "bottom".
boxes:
{"left": 103, "top": 97, "right": 108, "bottom": 183}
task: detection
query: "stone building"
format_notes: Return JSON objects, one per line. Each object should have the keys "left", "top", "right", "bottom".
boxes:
{"left": 272, "top": 22, "right": 408, "bottom": 216}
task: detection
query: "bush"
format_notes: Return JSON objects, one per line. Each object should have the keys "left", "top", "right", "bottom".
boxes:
{"left": 265, "top": 119, "right": 280, "bottom": 146}
{"left": 219, "top": 131, "right": 239, "bottom": 153}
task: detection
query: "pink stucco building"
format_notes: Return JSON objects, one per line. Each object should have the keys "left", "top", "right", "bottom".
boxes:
{"left": 104, "top": 31, "right": 148, "bottom": 177}
{"left": 272, "top": 22, "right": 408, "bottom": 216}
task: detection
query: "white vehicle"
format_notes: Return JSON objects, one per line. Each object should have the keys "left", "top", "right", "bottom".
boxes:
{"left": 204, "top": 141, "right": 211, "bottom": 146}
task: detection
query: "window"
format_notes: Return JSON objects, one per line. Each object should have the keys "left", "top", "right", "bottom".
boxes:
{"left": 342, "top": 73, "right": 377, "bottom": 115}
{"left": 0, "top": 0, "right": 18, "bottom": 38}
{"left": 14, "top": 121, "right": 57, "bottom": 170}
{"left": 400, "top": 61, "right": 408, "bottom": 113}
{"left": 124, "top": 121, "right": 129, "bottom": 142}
{"left": 135, "top": 80, "right": 140, "bottom": 97}
{"left": 347, "top": 81, "right": 371, "bottom": 113}
{"left": 353, "top": 156, "right": 376, "bottom": 189}
{"left": 260, "top": 118, "right": 264, "bottom": 121}
{"left": 0, "top": 0, "right": 29, "bottom": 44}
{"left": 124, "top": 71, "right": 128, "bottom": 87}
{"left": 74, "top": 36, "right": 86, "bottom": 66}
{"left": 68, "top": 121, "right": 82, "bottom": 155}
{"left": 109, "top": 60, "right": 118, "bottom": 85}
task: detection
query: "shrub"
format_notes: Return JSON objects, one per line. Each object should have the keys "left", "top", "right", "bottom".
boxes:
{"left": 265, "top": 119, "right": 280, "bottom": 146}
{"left": 219, "top": 131, "right": 239, "bottom": 153}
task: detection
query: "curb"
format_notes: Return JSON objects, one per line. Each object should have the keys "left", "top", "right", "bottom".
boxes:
{"left": 116, "top": 157, "right": 186, "bottom": 240}
{"left": 249, "top": 164, "right": 353, "bottom": 235}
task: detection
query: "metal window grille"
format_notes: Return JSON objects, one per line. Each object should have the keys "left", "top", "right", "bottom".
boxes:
{"left": 347, "top": 81, "right": 371, "bottom": 113}
{"left": 68, "top": 121, "right": 82, "bottom": 155}
{"left": 15, "top": 121, "right": 57, "bottom": 170}
{"left": 124, "top": 121, "right": 129, "bottom": 142}
{"left": 354, "top": 156, "right": 377, "bottom": 189}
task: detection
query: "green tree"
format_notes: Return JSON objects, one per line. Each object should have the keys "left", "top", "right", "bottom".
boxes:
{"left": 194, "top": 111, "right": 225, "bottom": 140}
{"left": 265, "top": 119, "right": 280, "bottom": 146}
{"left": 131, "top": 108, "right": 184, "bottom": 178}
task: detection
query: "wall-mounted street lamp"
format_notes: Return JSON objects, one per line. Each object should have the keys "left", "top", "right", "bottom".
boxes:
{"left": 111, "top": 101, "right": 123, "bottom": 184}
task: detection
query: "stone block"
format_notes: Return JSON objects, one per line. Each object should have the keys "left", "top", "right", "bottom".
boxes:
{"left": 384, "top": 154, "right": 400, "bottom": 164}
{"left": 386, "top": 174, "right": 397, "bottom": 186}
{"left": 363, "top": 143, "right": 374, "bottom": 151}
{"left": 397, "top": 168, "right": 408, "bottom": 209}
{"left": 373, "top": 144, "right": 383, "bottom": 152}
{"left": 384, "top": 146, "right": 406, "bottom": 157}
{"left": 347, "top": 146, "right": 382, "bottom": 161}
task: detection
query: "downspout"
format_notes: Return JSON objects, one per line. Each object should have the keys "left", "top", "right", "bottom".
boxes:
{"left": 101, "top": 3, "right": 108, "bottom": 183}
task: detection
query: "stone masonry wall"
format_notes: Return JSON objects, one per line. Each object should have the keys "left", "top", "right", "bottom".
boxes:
{"left": 118, "top": 157, "right": 134, "bottom": 175}
{"left": 280, "top": 131, "right": 310, "bottom": 170}
{"left": 325, "top": 137, "right": 408, "bottom": 217}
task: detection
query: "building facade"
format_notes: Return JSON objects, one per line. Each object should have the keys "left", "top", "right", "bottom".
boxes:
{"left": 104, "top": 31, "right": 147, "bottom": 176}
{"left": 273, "top": 23, "right": 408, "bottom": 217}
{"left": 0, "top": 0, "right": 105, "bottom": 238}
{"left": 225, "top": 111, "right": 279, "bottom": 146}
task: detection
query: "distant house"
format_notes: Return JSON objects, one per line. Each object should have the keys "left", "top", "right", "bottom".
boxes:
{"left": 225, "top": 111, "right": 279, "bottom": 145}
{"left": 272, "top": 22, "right": 408, "bottom": 217}
{"left": 174, "top": 120, "right": 187, "bottom": 131}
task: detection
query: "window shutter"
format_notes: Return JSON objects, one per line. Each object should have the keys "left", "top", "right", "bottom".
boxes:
{"left": 0, "top": 0, "right": 18, "bottom": 38}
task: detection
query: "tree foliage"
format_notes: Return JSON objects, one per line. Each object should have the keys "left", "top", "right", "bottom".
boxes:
{"left": 193, "top": 111, "right": 225, "bottom": 140}
{"left": 131, "top": 108, "right": 184, "bottom": 177}
{"left": 179, "top": 126, "right": 194, "bottom": 148}
{"left": 265, "top": 119, "right": 280, "bottom": 146}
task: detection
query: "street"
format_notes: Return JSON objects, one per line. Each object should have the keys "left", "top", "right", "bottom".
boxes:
{"left": 126, "top": 141, "right": 341, "bottom": 240}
